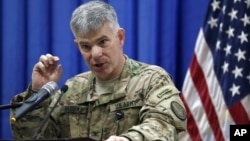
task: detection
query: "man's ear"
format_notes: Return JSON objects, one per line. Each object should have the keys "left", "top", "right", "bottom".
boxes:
{"left": 74, "top": 39, "right": 79, "bottom": 49}
{"left": 118, "top": 28, "right": 125, "bottom": 46}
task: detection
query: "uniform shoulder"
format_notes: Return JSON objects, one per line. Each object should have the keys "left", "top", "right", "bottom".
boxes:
{"left": 65, "top": 71, "right": 92, "bottom": 89}
{"left": 131, "top": 59, "right": 170, "bottom": 76}
{"left": 128, "top": 59, "right": 174, "bottom": 82}
{"left": 69, "top": 71, "right": 91, "bottom": 80}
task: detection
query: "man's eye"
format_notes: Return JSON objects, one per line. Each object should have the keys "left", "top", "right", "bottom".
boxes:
{"left": 80, "top": 45, "right": 91, "bottom": 51}
{"left": 99, "top": 39, "right": 109, "bottom": 47}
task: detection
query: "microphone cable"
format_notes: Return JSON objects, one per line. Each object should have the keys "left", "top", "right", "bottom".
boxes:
{"left": 33, "top": 85, "right": 68, "bottom": 139}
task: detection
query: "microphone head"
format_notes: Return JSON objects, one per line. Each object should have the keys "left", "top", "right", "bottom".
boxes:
{"left": 42, "top": 81, "right": 58, "bottom": 96}
{"left": 60, "top": 85, "right": 68, "bottom": 93}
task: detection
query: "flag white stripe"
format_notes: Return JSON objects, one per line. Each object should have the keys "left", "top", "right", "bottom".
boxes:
{"left": 241, "top": 95, "right": 250, "bottom": 120}
{"left": 182, "top": 29, "right": 216, "bottom": 140}
{"left": 178, "top": 129, "right": 191, "bottom": 140}
{"left": 195, "top": 29, "right": 234, "bottom": 140}
{"left": 181, "top": 70, "right": 215, "bottom": 141}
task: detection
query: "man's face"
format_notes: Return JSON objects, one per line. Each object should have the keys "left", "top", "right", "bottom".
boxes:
{"left": 74, "top": 23, "right": 125, "bottom": 81}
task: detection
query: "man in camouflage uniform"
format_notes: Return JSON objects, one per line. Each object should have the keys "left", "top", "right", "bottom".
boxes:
{"left": 10, "top": 1, "right": 186, "bottom": 141}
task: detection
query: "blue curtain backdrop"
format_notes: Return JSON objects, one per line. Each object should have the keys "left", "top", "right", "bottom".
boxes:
{"left": 0, "top": 0, "right": 209, "bottom": 139}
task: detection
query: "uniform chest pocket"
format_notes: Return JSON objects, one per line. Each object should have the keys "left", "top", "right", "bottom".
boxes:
{"left": 102, "top": 100, "right": 144, "bottom": 138}
{"left": 59, "top": 105, "right": 88, "bottom": 138}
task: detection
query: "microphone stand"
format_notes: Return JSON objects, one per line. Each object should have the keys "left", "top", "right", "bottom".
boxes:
{"left": 0, "top": 102, "right": 23, "bottom": 110}
{"left": 33, "top": 85, "right": 68, "bottom": 139}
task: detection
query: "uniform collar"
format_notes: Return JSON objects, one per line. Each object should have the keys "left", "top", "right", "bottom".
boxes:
{"left": 79, "top": 55, "right": 132, "bottom": 105}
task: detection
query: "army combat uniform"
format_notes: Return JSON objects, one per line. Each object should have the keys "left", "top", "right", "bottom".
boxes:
{"left": 10, "top": 56, "right": 187, "bottom": 141}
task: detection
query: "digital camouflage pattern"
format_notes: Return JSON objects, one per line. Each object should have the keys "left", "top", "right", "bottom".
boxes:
{"left": 10, "top": 56, "right": 187, "bottom": 141}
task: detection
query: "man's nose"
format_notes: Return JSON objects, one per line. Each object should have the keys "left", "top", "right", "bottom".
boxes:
{"left": 91, "top": 45, "right": 102, "bottom": 58}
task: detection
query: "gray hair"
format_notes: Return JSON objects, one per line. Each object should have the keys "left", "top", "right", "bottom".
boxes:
{"left": 70, "top": 1, "right": 120, "bottom": 37}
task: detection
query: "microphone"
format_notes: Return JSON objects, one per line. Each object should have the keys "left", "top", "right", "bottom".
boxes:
{"left": 11, "top": 81, "right": 58, "bottom": 123}
{"left": 0, "top": 102, "right": 23, "bottom": 110}
{"left": 33, "top": 84, "right": 68, "bottom": 139}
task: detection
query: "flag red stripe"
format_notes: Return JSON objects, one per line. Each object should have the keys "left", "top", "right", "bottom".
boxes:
{"left": 190, "top": 54, "right": 225, "bottom": 141}
{"left": 229, "top": 101, "right": 250, "bottom": 124}
{"left": 180, "top": 94, "right": 202, "bottom": 141}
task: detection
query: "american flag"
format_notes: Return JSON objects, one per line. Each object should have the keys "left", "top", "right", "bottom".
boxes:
{"left": 179, "top": 0, "right": 250, "bottom": 140}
